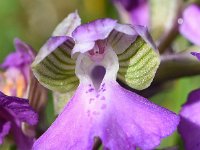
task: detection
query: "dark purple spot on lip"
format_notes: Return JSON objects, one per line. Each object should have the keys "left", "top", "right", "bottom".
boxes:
{"left": 88, "top": 88, "right": 94, "bottom": 92}
{"left": 102, "top": 83, "right": 105, "bottom": 87}
{"left": 102, "top": 89, "right": 106, "bottom": 92}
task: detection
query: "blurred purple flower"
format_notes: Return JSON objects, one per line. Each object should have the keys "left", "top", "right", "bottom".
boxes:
{"left": 33, "top": 13, "right": 179, "bottom": 149}
{"left": 113, "top": 0, "right": 149, "bottom": 26}
{"left": 0, "top": 91, "right": 38, "bottom": 150}
{"left": 179, "top": 4, "right": 200, "bottom": 46}
{"left": 0, "top": 38, "right": 34, "bottom": 97}
{"left": 1, "top": 38, "right": 34, "bottom": 83}
{"left": 178, "top": 89, "right": 200, "bottom": 150}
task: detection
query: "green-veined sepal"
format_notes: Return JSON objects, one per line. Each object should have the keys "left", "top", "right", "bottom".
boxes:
{"left": 117, "top": 26, "right": 160, "bottom": 90}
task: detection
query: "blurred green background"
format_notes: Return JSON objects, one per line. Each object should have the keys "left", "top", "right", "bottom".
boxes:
{"left": 0, "top": 0, "right": 200, "bottom": 149}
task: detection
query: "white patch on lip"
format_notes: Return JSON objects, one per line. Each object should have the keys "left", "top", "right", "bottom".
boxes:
{"left": 75, "top": 46, "right": 119, "bottom": 90}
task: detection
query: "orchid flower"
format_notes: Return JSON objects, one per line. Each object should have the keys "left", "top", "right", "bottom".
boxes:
{"left": 0, "top": 38, "right": 41, "bottom": 149}
{"left": 178, "top": 88, "right": 200, "bottom": 150}
{"left": 32, "top": 12, "right": 179, "bottom": 149}
{"left": 0, "top": 91, "right": 38, "bottom": 150}
{"left": 113, "top": 0, "right": 149, "bottom": 26}
{"left": 0, "top": 38, "right": 34, "bottom": 98}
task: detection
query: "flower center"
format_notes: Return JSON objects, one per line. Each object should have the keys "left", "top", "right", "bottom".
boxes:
{"left": 75, "top": 44, "right": 119, "bottom": 91}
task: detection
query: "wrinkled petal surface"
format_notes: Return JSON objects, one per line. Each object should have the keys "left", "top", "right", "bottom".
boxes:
{"left": 33, "top": 81, "right": 179, "bottom": 150}
{"left": 0, "top": 91, "right": 38, "bottom": 125}
{"left": 178, "top": 89, "right": 200, "bottom": 150}
{"left": 179, "top": 4, "right": 200, "bottom": 46}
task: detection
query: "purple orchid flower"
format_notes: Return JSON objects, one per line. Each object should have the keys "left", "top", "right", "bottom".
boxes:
{"left": 113, "top": 0, "right": 149, "bottom": 26}
{"left": 1, "top": 38, "right": 34, "bottom": 85}
{"left": 32, "top": 13, "right": 179, "bottom": 149}
{"left": 0, "top": 38, "right": 34, "bottom": 97}
{"left": 179, "top": 4, "right": 200, "bottom": 46}
{"left": 0, "top": 91, "right": 38, "bottom": 150}
{"left": 178, "top": 88, "right": 200, "bottom": 150}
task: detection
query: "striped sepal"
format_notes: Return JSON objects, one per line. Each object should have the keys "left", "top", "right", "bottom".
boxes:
{"left": 32, "top": 37, "right": 79, "bottom": 93}
{"left": 117, "top": 36, "right": 160, "bottom": 90}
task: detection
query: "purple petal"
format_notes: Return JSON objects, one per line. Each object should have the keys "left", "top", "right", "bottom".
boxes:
{"left": 179, "top": 4, "right": 200, "bottom": 46}
{"left": 11, "top": 120, "right": 35, "bottom": 150}
{"left": 72, "top": 19, "right": 117, "bottom": 54}
{"left": 0, "top": 120, "right": 11, "bottom": 145}
{"left": 1, "top": 38, "right": 34, "bottom": 69}
{"left": 0, "top": 91, "right": 38, "bottom": 126}
{"left": 178, "top": 89, "right": 200, "bottom": 150}
{"left": 1, "top": 38, "right": 34, "bottom": 84}
{"left": 113, "top": 0, "right": 149, "bottom": 26}
{"left": 33, "top": 81, "right": 179, "bottom": 149}
{"left": 191, "top": 52, "right": 200, "bottom": 61}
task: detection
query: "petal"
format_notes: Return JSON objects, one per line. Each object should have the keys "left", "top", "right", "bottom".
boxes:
{"left": 52, "top": 11, "right": 81, "bottom": 36}
{"left": 72, "top": 18, "right": 117, "bottom": 42}
{"left": 72, "top": 19, "right": 117, "bottom": 54}
{"left": 32, "top": 36, "right": 79, "bottom": 93}
{"left": 1, "top": 38, "right": 34, "bottom": 69}
{"left": 100, "top": 82, "right": 179, "bottom": 149}
{"left": 191, "top": 52, "right": 200, "bottom": 61}
{"left": 179, "top": 4, "right": 200, "bottom": 46}
{"left": 178, "top": 89, "right": 200, "bottom": 150}
{"left": 0, "top": 120, "right": 11, "bottom": 145}
{"left": 33, "top": 81, "right": 179, "bottom": 150}
{"left": 33, "top": 84, "right": 95, "bottom": 150}
{"left": 0, "top": 91, "right": 38, "bottom": 125}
